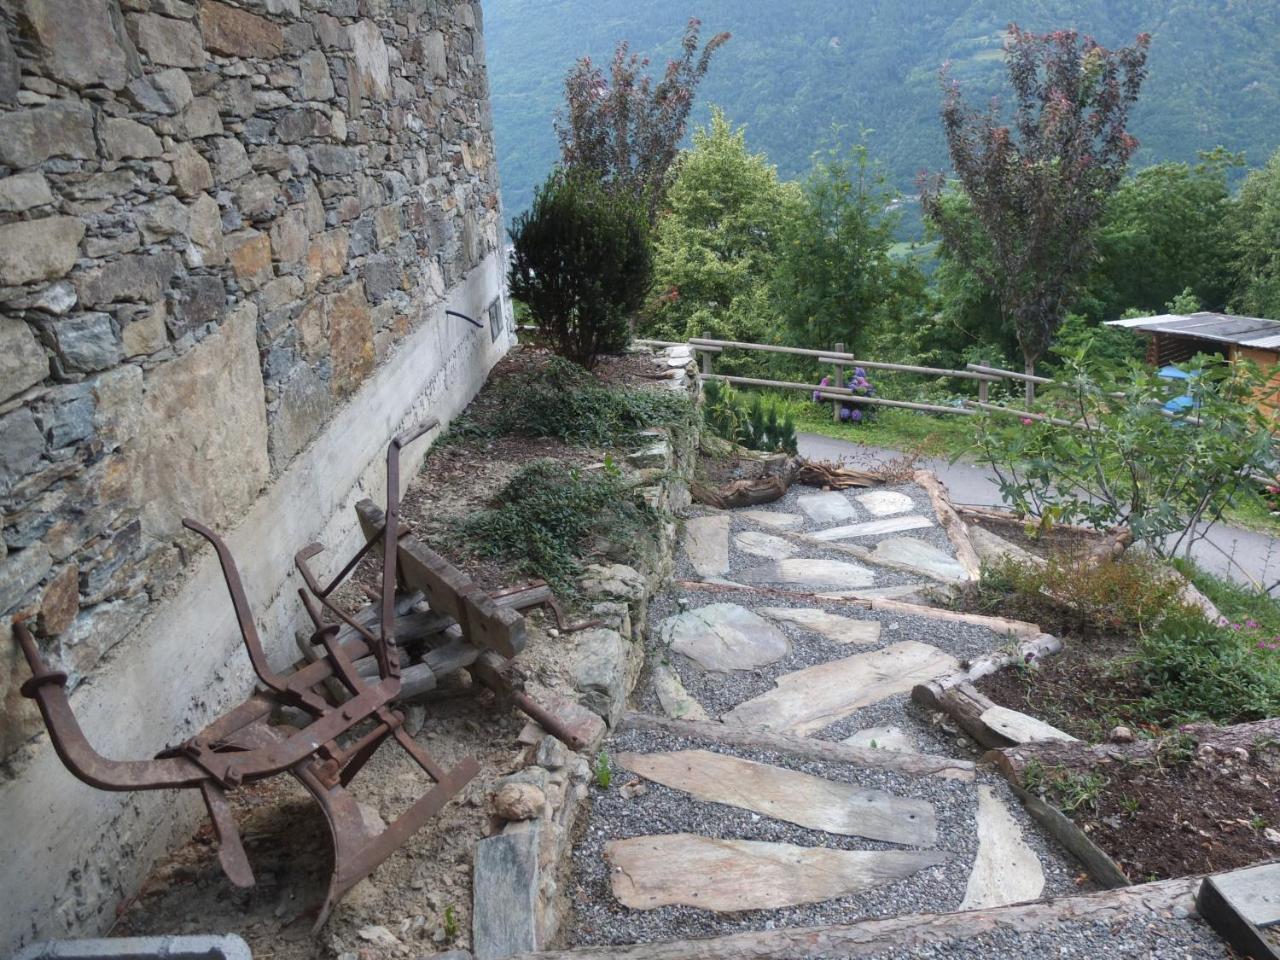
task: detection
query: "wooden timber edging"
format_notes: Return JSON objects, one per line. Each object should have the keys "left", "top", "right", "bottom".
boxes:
{"left": 913, "top": 470, "right": 983, "bottom": 581}
{"left": 509, "top": 876, "right": 1201, "bottom": 960}
{"left": 617, "top": 712, "right": 976, "bottom": 781}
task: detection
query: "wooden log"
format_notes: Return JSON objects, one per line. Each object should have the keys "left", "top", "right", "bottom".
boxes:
{"left": 688, "top": 336, "right": 995, "bottom": 381}
{"left": 1011, "top": 785, "right": 1131, "bottom": 889}
{"left": 987, "top": 716, "right": 1280, "bottom": 788}
{"left": 510, "top": 877, "right": 1200, "bottom": 960}
{"left": 617, "top": 712, "right": 976, "bottom": 781}
{"left": 818, "top": 359, "right": 1001, "bottom": 382}
{"left": 913, "top": 470, "right": 982, "bottom": 581}
{"left": 965, "top": 362, "right": 1055, "bottom": 385}
{"left": 912, "top": 681, "right": 1076, "bottom": 751}
{"left": 818, "top": 392, "right": 975, "bottom": 416}
{"left": 691, "top": 475, "right": 788, "bottom": 509}
{"left": 868, "top": 598, "right": 1044, "bottom": 642}
{"left": 962, "top": 399, "right": 1074, "bottom": 427}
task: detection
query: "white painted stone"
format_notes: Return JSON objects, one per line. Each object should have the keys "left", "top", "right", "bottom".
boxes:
{"left": 658, "top": 603, "right": 789, "bottom": 673}
{"left": 872, "top": 537, "right": 967, "bottom": 581}
{"left": 738, "top": 509, "right": 803, "bottom": 530}
{"left": 797, "top": 491, "right": 857, "bottom": 524}
{"left": 980, "top": 706, "right": 1078, "bottom": 744}
{"left": 758, "top": 607, "right": 880, "bottom": 645}
{"left": 607, "top": 834, "right": 949, "bottom": 912}
{"left": 651, "top": 660, "right": 709, "bottom": 721}
{"left": 856, "top": 490, "right": 916, "bottom": 517}
{"left": 844, "top": 725, "right": 918, "bottom": 752}
{"left": 618, "top": 749, "right": 936, "bottom": 845}
{"left": 960, "top": 785, "right": 1045, "bottom": 909}
{"left": 733, "top": 530, "right": 798, "bottom": 560}
{"left": 812, "top": 514, "right": 934, "bottom": 541}
{"left": 723, "top": 641, "right": 960, "bottom": 735}
{"left": 683, "top": 514, "right": 730, "bottom": 579}
{"left": 739, "top": 558, "right": 875, "bottom": 591}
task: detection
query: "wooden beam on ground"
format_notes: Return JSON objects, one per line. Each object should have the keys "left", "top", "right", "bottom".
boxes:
{"left": 913, "top": 470, "right": 983, "bottom": 581}
{"left": 617, "top": 712, "right": 976, "bottom": 781}
{"left": 510, "top": 877, "right": 1200, "bottom": 960}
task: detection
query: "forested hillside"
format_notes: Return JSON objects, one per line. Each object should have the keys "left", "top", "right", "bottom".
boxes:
{"left": 485, "top": 0, "right": 1280, "bottom": 221}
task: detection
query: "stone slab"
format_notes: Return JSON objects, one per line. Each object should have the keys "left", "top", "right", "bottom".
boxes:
{"left": 844, "top": 725, "right": 918, "bottom": 752}
{"left": 872, "top": 537, "right": 968, "bottom": 581}
{"left": 969, "top": 524, "right": 1041, "bottom": 568}
{"left": 856, "top": 489, "right": 917, "bottom": 517}
{"left": 797, "top": 491, "right": 858, "bottom": 525}
{"left": 812, "top": 514, "right": 934, "bottom": 541}
{"left": 651, "top": 660, "right": 709, "bottom": 722}
{"left": 606, "top": 834, "right": 949, "bottom": 912}
{"left": 658, "top": 603, "right": 789, "bottom": 673}
{"left": 684, "top": 514, "right": 730, "bottom": 579}
{"left": 1212, "top": 862, "right": 1280, "bottom": 927}
{"left": 473, "top": 830, "right": 539, "bottom": 960}
{"left": 738, "top": 510, "right": 803, "bottom": 531}
{"left": 738, "top": 557, "right": 876, "bottom": 591}
{"left": 733, "top": 530, "right": 798, "bottom": 560}
{"left": 960, "top": 785, "right": 1045, "bottom": 909}
{"left": 758, "top": 607, "right": 881, "bottom": 645}
{"left": 980, "top": 705, "right": 1078, "bottom": 745}
{"left": 723, "top": 641, "right": 960, "bottom": 736}
{"left": 617, "top": 749, "right": 936, "bottom": 845}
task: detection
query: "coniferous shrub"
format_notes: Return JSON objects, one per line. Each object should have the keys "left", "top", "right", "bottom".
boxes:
{"left": 508, "top": 172, "right": 652, "bottom": 369}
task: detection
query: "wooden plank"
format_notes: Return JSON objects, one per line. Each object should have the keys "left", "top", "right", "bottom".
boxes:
{"left": 356, "top": 499, "right": 526, "bottom": 658}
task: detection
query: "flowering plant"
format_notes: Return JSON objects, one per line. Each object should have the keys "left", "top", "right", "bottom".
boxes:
{"left": 814, "top": 368, "right": 877, "bottom": 425}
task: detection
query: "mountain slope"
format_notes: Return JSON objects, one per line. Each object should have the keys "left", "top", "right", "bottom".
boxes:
{"left": 484, "top": 0, "right": 1280, "bottom": 220}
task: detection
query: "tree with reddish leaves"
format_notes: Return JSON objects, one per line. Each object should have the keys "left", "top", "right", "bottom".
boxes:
{"left": 556, "top": 19, "right": 730, "bottom": 225}
{"left": 921, "top": 26, "right": 1150, "bottom": 396}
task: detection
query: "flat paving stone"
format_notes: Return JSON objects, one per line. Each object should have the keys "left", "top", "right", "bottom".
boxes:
{"left": 722, "top": 641, "right": 960, "bottom": 736}
{"left": 960, "top": 784, "right": 1046, "bottom": 909}
{"left": 651, "top": 660, "right": 709, "bottom": 721}
{"left": 797, "top": 491, "right": 858, "bottom": 525}
{"left": 872, "top": 536, "right": 968, "bottom": 581}
{"left": 856, "top": 489, "right": 917, "bottom": 517}
{"left": 733, "top": 530, "right": 799, "bottom": 560}
{"left": 812, "top": 514, "right": 935, "bottom": 541}
{"left": 617, "top": 749, "right": 936, "bottom": 845}
{"left": 658, "top": 602, "right": 789, "bottom": 673}
{"left": 844, "top": 725, "right": 919, "bottom": 752}
{"left": 969, "top": 524, "right": 1041, "bottom": 568}
{"left": 758, "top": 606, "right": 881, "bottom": 645}
{"left": 737, "top": 509, "right": 803, "bottom": 530}
{"left": 606, "top": 834, "right": 950, "bottom": 912}
{"left": 981, "top": 705, "right": 1078, "bottom": 744}
{"left": 738, "top": 557, "right": 876, "bottom": 591}
{"left": 684, "top": 514, "right": 730, "bottom": 579}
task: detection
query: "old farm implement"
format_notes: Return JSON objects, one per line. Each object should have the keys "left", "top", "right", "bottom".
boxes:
{"left": 13, "top": 420, "right": 591, "bottom": 931}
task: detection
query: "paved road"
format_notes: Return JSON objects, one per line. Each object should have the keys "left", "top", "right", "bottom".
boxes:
{"left": 798, "top": 431, "right": 1280, "bottom": 593}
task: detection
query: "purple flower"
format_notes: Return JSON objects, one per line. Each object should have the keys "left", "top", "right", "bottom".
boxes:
{"left": 850, "top": 408, "right": 863, "bottom": 422}
{"left": 839, "top": 406, "right": 852, "bottom": 422}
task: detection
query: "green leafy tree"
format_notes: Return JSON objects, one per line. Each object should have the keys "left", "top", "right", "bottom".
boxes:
{"left": 643, "top": 110, "right": 801, "bottom": 353}
{"left": 1231, "top": 146, "right": 1280, "bottom": 319}
{"left": 508, "top": 173, "right": 652, "bottom": 369}
{"left": 771, "top": 142, "right": 925, "bottom": 355}
{"left": 922, "top": 26, "right": 1150, "bottom": 398}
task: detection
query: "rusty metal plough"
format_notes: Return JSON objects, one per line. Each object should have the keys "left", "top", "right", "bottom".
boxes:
{"left": 13, "top": 420, "right": 594, "bottom": 932}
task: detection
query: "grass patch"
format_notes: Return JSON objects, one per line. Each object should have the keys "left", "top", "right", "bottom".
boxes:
{"left": 456, "top": 459, "right": 657, "bottom": 594}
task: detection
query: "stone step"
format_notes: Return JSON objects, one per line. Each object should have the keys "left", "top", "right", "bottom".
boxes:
{"left": 656, "top": 603, "right": 789, "bottom": 673}
{"left": 732, "top": 530, "right": 798, "bottom": 560}
{"left": 616, "top": 749, "right": 936, "bottom": 846}
{"left": 871, "top": 537, "right": 968, "bottom": 581}
{"left": 605, "top": 834, "right": 950, "bottom": 913}
{"left": 959, "top": 785, "right": 1046, "bottom": 909}
{"left": 737, "top": 557, "right": 877, "bottom": 591}
{"left": 736, "top": 509, "right": 803, "bottom": 530}
{"left": 757, "top": 606, "right": 881, "bottom": 645}
{"left": 649, "top": 659, "right": 709, "bottom": 722}
{"left": 856, "top": 489, "right": 916, "bottom": 516}
{"left": 811, "top": 514, "right": 934, "bottom": 541}
{"left": 682, "top": 514, "right": 730, "bottom": 579}
{"left": 796, "top": 491, "right": 857, "bottom": 524}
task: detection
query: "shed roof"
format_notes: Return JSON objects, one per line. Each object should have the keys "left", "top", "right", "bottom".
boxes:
{"left": 1106, "top": 312, "right": 1280, "bottom": 350}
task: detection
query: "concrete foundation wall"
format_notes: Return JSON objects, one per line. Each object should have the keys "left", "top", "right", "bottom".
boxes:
{"left": 0, "top": 0, "right": 510, "bottom": 951}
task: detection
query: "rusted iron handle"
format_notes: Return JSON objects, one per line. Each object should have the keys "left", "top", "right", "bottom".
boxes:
{"left": 12, "top": 620, "right": 208, "bottom": 791}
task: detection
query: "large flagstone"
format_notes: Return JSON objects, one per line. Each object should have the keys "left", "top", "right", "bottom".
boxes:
{"left": 657, "top": 603, "right": 789, "bottom": 673}
{"left": 856, "top": 489, "right": 916, "bottom": 517}
{"left": 617, "top": 749, "right": 936, "bottom": 845}
{"left": 738, "top": 509, "right": 803, "bottom": 530}
{"left": 606, "top": 834, "right": 950, "bottom": 912}
{"left": 733, "top": 530, "right": 799, "bottom": 560}
{"left": 758, "top": 606, "right": 881, "bottom": 645}
{"left": 872, "top": 537, "right": 968, "bottom": 581}
{"left": 683, "top": 514, "right": 730, "bottom": 578}
{"left": 738, "top": 557, "right": 876, "bottom": 591}
{"left": 811, "top": 515, "right": 934, "bottom": 541}
{"left": 722, "top": 641, "right": 960, "bottom": 736}
{"left": 959, "top": 785, "right": 1045, "bottom": 909}
{"left": 797, "top": 491, "right": 857, "bottom": 525}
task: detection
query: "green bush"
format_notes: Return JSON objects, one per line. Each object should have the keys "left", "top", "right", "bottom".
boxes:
{"left": 508, "top": 172, "right": 652, "bottom": 369}
{"left": 702, "top": 380, "right": 797, "bottom": 455}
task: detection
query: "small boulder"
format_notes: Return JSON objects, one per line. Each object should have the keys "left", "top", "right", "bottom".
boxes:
{"left": 1108, "top": 725, "right": 1134, "bottom": 743}
{"left": 491, "top": 782, "right": 545, "bottom": 821}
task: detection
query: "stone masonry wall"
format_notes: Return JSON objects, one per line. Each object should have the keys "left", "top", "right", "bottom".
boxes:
{"left": 0, "top": 0, "right": 508, "bottom": 950}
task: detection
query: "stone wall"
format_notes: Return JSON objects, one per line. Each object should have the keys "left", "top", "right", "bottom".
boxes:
{"left": 0, "top": 0, "right": 510, "bottom": 950}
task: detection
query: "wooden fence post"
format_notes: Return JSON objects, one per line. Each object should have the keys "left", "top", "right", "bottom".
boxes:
{"left": 978, "top": 379, "right": 989, "bottom": 405}
{"left": 701, "top": 330, "right": 712, "bottom": 377}
{"left": 833, "top": 342, "right": 845, "bottom": 423}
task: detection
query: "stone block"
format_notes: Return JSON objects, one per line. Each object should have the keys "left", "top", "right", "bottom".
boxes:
{"left": 129, "top": 302, "right": 268, "bottom": 539}
{"left": 0, "top": 172, "right": 54, "bottom": 212}
{"left": 210, "top": 137, "right": 252, "bottom": 184}
{"left": 168, "top": 273, "right": 226, "bottom": 336}
{"left": 0, "top": 101, "right": 96, "bottom": 168}
{"left": 313, "top": 14, "right": 349, "bottom": 50}
{"left": 39, "top": 393, "right": 95, "bottom": 448}
{"left": 276, "top": 107, "right": 331, "bottom": 143}
{"left": 0, "top": 217, "right": 85, "bottom": 287}
{"left": 472, "top": 830, "right": 539, "bottom": 960}
{"left": 121, "top": 303, "right": 168, "bottom": 357}
{"left": 418, "top": 30, "right": 447, "bottom": 80}
{"left": 298, "top": 49, "right": 334, "bottom": 100}
{"left": 348, "top": 20, "right": 391, "bottom": 100}
{"left": 305, "top": 228, "right": 348, "bottom": 285}
{"left": 0, "top": 543, "right": 51, "bottom": 616}
{"left": 225, "top": 229, "right": 272, "bottom": 290}
{"left": 198, "top": 0, "right": 283, "bottom": 59}
{"left": 139, "top": 195, "right": 190, "bottom": 242}
{"left": 1, "top": 318, "right": 49, "bottom": 402}
{"left": 128, "top": 13, "right": 206, "bottom": 68}
{"left": 0, "top": 408, "right": 46, "bottom": 495}
{"left": 0, "top": 27, "right": 18, "bottom": 104}
{"left": 268, "top": 362, "right": 332, "bottom": 469}
{"left": 101, "top": 117, "right": 163, "bottom": 160}
{"left": 307, "top": 144, "right": 360, "bottom": 175}
{"left": 127, "top": 67, "right": 193, "bottom": 115}
{"left": 268, "top": 207, "right": 307, "bottom": 263}
{"left": 185, "top": 193, "right": 225, "bottom": 267}
{"left": 361, "top": 253, "right": 402, "bottom": 302}
{"left": 75, "top": 251, "right": 180, "bottom": 308}
{"left": 327, "top": 280, "right": 373, "bottom": 395}
{"left": 233, "top": 173, "right": 281, "bottom": 219}
{"left": 161, "top": 97, "right": 223, "bottom": 139}
{"left": 571, "top": 628, "right": 627, "bottom": 722}
{"left": 37, "top": 562, "right": 79, "bottom": 636}
{"left": 47, "top": 313, "right": 123, "bottom": 374}
{"left": 16, "top": 0, "right": 138, "bottom": 91}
